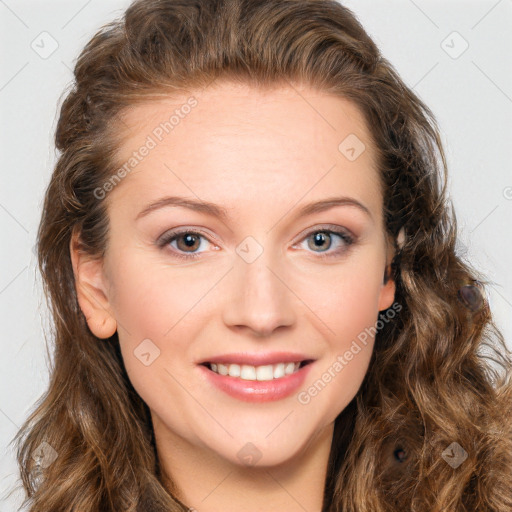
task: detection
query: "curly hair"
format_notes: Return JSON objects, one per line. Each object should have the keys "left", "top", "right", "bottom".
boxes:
{"left": 11, "top": 0, "right": 512, "bottom": 510}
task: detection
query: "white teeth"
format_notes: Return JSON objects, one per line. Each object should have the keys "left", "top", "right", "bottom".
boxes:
{"left": 240, "top": 365, "right": 256, "bottom": 380}
{"left": 284, "top": 362, "right": 296, "bottom": 375}
{"left": 256, "top": 365, "right": 274, "bottom": 381}
{"left": 209, "top": 361, "right": 302, "bottom": 380}
{"left": 217, "top": 363, "right": 228, "bottom": 376}
{"left": 228, "top": 363, "right": 240, "bottom": 377}
{"left": 273, "top": 363, "right": 285, "bottom": 379}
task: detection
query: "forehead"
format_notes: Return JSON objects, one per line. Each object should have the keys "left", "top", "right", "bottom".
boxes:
{"left": 109, "top": 81, "right": 383, "bottom": 221}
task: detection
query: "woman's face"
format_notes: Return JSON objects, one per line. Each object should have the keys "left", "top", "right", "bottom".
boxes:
{"left": 77, "top": 81, "right": 396, "bottom": 468}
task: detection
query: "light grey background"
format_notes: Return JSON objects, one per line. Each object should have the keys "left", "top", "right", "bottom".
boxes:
{"left": 1, "top": 1, "right": 511, "bottom": 509}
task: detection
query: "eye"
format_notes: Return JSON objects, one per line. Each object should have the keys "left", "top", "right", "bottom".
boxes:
{"left": 157, "top": 229, "right": 216, "bottom": 260}
{"left": 294, "top": 226, "right": 355, "bottom": 259}
{"left": 157, "top": 225, "right": 355, "bottom": 261}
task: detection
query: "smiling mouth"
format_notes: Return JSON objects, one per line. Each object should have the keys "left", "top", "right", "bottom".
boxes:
{"left": 201, "top": 360, "right": 314, "bottom": 381}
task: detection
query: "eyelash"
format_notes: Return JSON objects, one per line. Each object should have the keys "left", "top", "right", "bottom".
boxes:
{"left": 157, "top": 225, "right": 355, "bottom": 261}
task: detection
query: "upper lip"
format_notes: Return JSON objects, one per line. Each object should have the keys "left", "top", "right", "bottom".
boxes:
{"left": 198, "top": 352, "right": 315, "bottom": 366}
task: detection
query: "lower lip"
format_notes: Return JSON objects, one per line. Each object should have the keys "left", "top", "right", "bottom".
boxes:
{"left": 198, "top": 363, "right": 314, "bottom": 403}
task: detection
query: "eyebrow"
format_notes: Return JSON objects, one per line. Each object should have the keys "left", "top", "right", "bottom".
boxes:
{"left": 135, "top": 195, "right": 372, "bottom": 222}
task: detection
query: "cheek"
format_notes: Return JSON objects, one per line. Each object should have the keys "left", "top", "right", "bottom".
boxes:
{"left": 332, "top": 271, "right": 383, "bottom": 337}
{"left": 108, "top": 247, "right": 213, "bottom": 339}
{"left": 293, "top": 260, "right": 383, "bottom": 412}
{"left": 106, "top": 247, "right": 224, "bottom": 377}
{"left": 108, "top": 255, "right": 211, "bottom": 407}
{"left": 295, "top": 252, "right": 385, "bottom": 343}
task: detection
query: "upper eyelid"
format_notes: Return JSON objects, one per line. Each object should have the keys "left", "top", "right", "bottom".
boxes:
{"left": 293, "top": 224, "right": 353, "bottom": 241}
{"left": 158, "top": 226, "right": 214, "bottom": 241}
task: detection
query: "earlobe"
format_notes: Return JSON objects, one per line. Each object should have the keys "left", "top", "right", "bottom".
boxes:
{"left": 69, "top": 230, "right": 117, "bottom": 339}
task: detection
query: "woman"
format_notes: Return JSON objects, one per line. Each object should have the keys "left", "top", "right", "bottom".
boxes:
{"left": 13, "top": 0, "right": 512, "bottom": 510}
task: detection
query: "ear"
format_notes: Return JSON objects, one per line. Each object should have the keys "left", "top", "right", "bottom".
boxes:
{"left": 69, "top": 229, "right": 117, "bottom": 339}
{"left": 377, "top": 236, "right": 397, "bottom": 312}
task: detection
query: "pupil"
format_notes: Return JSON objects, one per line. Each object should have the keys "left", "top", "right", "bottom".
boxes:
{"left": 310, "top": 232, "right": 330, "bottom": 251}
{"left": 180, "top": 234, "right": 199, "bottom": 250}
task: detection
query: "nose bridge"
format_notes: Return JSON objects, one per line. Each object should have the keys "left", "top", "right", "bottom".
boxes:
{"left": 222, "top": 237, "right": 295, "bottom": 336}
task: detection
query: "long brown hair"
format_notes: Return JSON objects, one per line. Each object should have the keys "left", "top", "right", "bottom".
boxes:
{"left": 11, "top": 0, "right": 512, "bottom": 510}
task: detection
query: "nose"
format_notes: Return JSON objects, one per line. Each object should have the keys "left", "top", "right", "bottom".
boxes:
{"left": 222, "top": 248, "right": 296, "bottom": 337}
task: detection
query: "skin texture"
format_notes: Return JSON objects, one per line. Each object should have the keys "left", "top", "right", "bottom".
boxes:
{"left": 70, "top": 81, "right": 396, "bottom": 512}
